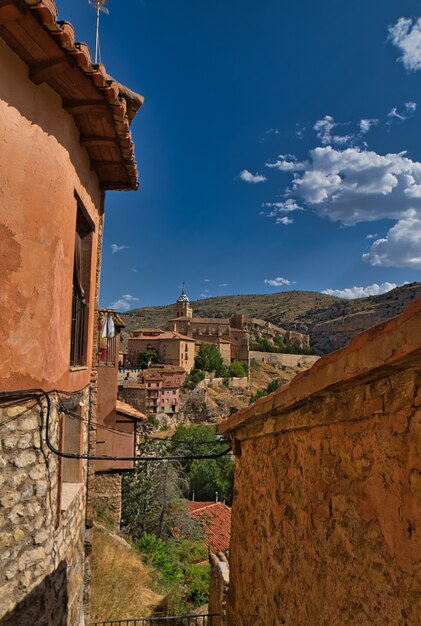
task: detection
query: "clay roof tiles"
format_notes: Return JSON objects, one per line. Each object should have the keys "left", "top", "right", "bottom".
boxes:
{"left": 189, "top": 502, "right": 231, "bottom": 554}
{"left": 0, "top": 0, "right": 143, "bottom": 190}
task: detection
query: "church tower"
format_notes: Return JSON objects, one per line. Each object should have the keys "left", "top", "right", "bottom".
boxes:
{"left": 174, "top": 287, "right": 193, "bottom": 318}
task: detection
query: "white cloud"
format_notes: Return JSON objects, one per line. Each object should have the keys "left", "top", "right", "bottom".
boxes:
{"left": 363, "top": 211, "right": 421, "bottom": 268}
{"left": 266, "top": 154, "right": 307, "bottom": 171}
{"left": 262, "top": 199, "right": 303, "bottom": 216}
{"left": 313, "top": 115, "right": 355, "bottom": 146}
{"left": 204, "top": 278, "right": 210, "bottom": 282}
{"left": 111, "top": 243, "right": 130, "bottom": 254}
{"left": 109, "top": 294, "right": 139, "bottom": 311}
{"left": 296, "top": 124, "right": 306, "bottom": 139}
{"left": 218, "top": 283, "right": 229, "bottom": 287}
{"left": 389, "top": 17, "right": 421, "bottom": 72}
{"left": 239, "top": 169, "right": 267, "bottom": 183}
{"left": 276, "top": 216, "right": 293, "bottom": 225}
{"left": 359, "top": 118, "right": 379, "bottom": 134}
{"left": 131, "top": 268, "right": 138, "bottom": 273}
{"left": 365, "top": 233, "right": 378, "bottom": 239}
{"left": 264, "top": 276, "right": 295, "bottom": 287}
{"left": 277, "top": 145, "right": 421, "bottom": 268}
{"left": 387, "top": 101, "right": 417, "bottom": 122}
{"left": 322, "top": 282, "right": 400, "bottom": 299}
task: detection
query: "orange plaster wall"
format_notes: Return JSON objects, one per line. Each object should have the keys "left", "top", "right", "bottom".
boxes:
{"left": 0, "top": 38, "right": 102, "bottom": 392}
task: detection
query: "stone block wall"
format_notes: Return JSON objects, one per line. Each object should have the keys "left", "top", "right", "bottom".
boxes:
{"left": 94, "top": 473, "right": 123, "bottom": 532}
{"left": 250, "top": 351, "right": 319, "bottom": 369}
{"left": 220, "top": 299, "right": 421, "bottom": 626}
{"left": 208, "top": 552, "right": 229, "bottom": 626}
{"left": 0, "top": 390, "right": 90, "bottom": 625}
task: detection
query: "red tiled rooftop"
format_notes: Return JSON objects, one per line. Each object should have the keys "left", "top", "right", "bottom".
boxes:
{"left": 189, "top": 502, "right": 231, "bottom": 554}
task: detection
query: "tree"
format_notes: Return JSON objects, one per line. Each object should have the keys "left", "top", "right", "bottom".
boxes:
{"left": 171, "top": 424, "right": 235, "bottom": 505}
{"left": 137, "top": 348, "right": 159, "bottom": 369}
{"left": 121, "top": 439, "right": 192, "bottom": 540}
{"left": 229, "top": 360, "right": 247, "bottom": 377}
{"left": 194, "top": 342, "right": 225, "bottom": 375}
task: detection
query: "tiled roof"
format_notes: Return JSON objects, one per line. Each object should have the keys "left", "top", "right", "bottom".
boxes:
{"left": 170, "top": 317, "right": 230, "bottom": 325}
{"left": 130, "top": 330, "right": 195, "bottom": 342}
{"left": 116, "top": 400, "right": 146, "bottom": 421}
{"left": 189, "top": 502, "right": 231, "bottom": 554}
{"left": 0, "top": 0, "right": 143, "bottom": 190}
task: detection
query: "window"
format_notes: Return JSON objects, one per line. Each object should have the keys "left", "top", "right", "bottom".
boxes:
{"left": 70, "top": 194, "right": 94, "bottom": 367}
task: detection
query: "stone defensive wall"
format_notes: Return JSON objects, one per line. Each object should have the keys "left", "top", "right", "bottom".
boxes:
{"left": 250, "top": 351, "right": 320, "bottom": 369}
{"left": 219, "top": 299, "right": 421, "bottom": 626}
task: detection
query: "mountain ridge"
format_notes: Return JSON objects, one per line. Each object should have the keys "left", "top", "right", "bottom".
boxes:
{"left": 120, "top": 283, "right": 421, "bottom": 354}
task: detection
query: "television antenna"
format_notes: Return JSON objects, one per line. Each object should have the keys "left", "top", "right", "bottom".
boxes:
{"left": 88, "top": 0, "right": 109, "bottom": 64}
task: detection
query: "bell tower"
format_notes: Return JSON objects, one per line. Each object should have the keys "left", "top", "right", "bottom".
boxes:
{"left": 174, "top": 286, "right": 193, "bottom": 318}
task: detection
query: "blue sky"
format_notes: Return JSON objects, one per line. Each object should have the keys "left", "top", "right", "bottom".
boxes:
{"left": 59, "top": 0, "right": 421, "bottom": 309}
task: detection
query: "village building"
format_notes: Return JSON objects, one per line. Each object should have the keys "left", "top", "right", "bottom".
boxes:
{"left": 0, "top": 2, "right": 142, "bottom": 624}
{"left": 168, "top": 290, "right": 250, "bottom": 366}
{"left": 119, "top": 365, "right": 186, "bottom": 416}
{"left": 126, "top": 328, "right": 196, "bottom": 372}
{"left": 189, "top": 501, "right": 231, "bottom": 554}
{"left": 230, "top": 313, "right": 310, "bottom": 350}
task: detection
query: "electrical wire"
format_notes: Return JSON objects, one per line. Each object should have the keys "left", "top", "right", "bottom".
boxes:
{"left": 1, "top": 388, "right": 232, "bottom": 462}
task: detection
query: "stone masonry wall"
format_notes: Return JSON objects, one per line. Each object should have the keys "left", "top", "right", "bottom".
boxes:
{"left": 0, "top": 390, "right": 90, "bottom": 625}
{"left": 208, "top": 552, "right": 229, "bottom": 626}
{"left": 93, "top": 473, "right": 123, "bottom": 532}
{"left": 220, "top": 299, "right": 421, "bottom": 626}
{"left": 250, "top": 351, "right": 319, "bottom": 369}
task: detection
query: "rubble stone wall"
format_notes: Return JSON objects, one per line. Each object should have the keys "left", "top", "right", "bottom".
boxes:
{"left": 0, "top": 390, "right": 90, "bottom": 626}
{"left": 208, "top": 552, "right": 229, "bottom": 626}
{"left": 221, "top": 300, "right": 421, "bottom": 626}
{"left": 94, "top": 473, "right": 123, "bottom": 532}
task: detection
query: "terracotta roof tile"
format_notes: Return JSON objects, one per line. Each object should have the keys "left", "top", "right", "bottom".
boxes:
{"left": 189, "top": 502, "right": 231, "bottom": 554}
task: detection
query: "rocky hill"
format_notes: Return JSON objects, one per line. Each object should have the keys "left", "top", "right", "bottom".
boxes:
{"left": 120, "top": 283, "right": 421, "bottom": 354}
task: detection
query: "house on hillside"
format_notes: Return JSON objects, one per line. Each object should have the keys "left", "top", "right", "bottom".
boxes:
{"left": 119, "top": 364, "right": 186, "bottom": 417}
{"left": 0, "top": 2, "right": 142, "bottom": 623}
{"left": 189, "top": 501, "right": 231, "bottom": 554}
{"left": 126, "top": 327, "right": 196, "bottom": 372}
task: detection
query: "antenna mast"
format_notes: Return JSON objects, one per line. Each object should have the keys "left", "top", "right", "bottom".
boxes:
{"left": 88, "top": 0, "right": 109, "bottom": 64}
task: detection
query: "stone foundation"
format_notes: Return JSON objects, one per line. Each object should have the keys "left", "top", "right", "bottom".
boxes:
{"left": 0, "top": 390, "right": 90, "bottom": 625}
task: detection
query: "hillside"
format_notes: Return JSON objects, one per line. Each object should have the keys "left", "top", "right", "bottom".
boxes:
{"left": 120, "top": 283, "right": 421, "bottom": 354}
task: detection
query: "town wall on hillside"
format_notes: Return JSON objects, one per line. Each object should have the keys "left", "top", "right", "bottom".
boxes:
{"left": 220, "top": 300, "right": 421, "bottom": 626}
{"left": 250, "top": 351, "right": 319, "bottom": 369}
{"left": 0, "top": 391, "right": 90, "bottom": 626}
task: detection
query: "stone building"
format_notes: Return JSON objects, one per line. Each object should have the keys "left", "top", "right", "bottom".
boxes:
{"left": 119, "top": 365, "right": 186, "bottom": 417}
{"left": 168, "top": 290, "right": 250, "bottom": 366}
{"left": 231, "top": 314, "right": 310, "bottom": 350}
{"left": 219, "top": 299, "right": 421, "bottom": 626}
{"left": 127, "top": 328, "right": 196, "bottom": 372}
{"left": 0, "top": 2, "right": 142, "bottom": 624}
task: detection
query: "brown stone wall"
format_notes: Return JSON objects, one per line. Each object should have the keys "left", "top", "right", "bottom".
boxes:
{"left": 0, "top": 390, "right": 90, "bottom": 625}
{"left": 220, "top": 300, "right": 421, "bottom": 626}
{"left": 93, "top": 473, "right": 123, "bottom": 532}
{"left": 209, "top": 553, "right": 229, "bottom": 626}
